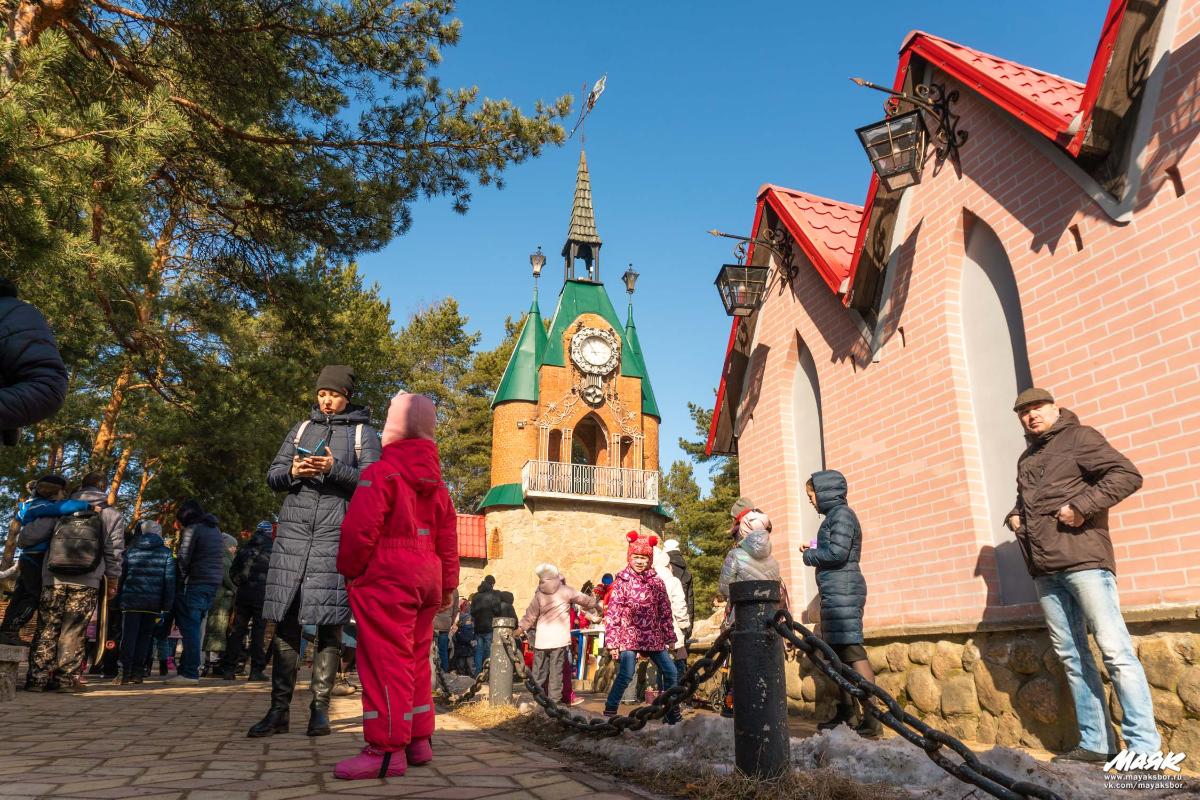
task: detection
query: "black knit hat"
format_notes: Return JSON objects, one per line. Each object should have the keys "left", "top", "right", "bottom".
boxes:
{"left": 316, "top": 365, "right": 356, "bottom": 398}
{"left": 35, "top": 473, "right": 67, "bottom": 488}
{"left": 176, "top": 499, "right": 206, "bottom": 527}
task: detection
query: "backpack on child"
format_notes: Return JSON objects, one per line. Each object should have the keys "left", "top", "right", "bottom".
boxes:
{"left": 45, "top": 509, "right": 105, "bottom": 576}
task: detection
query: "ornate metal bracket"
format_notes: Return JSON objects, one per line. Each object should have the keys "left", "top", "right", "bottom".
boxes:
{"left": 706, "top": 227, "right": 797, "bottom": 284}
{"left": 852, "top": 78, "right": 969, "bottom": 178}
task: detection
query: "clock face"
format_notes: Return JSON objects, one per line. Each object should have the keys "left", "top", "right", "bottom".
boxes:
{"left": 570, "top": 327, "right": 620, "bottom": 375}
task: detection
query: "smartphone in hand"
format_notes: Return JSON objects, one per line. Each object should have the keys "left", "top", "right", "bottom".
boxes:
{"left": 295, "top": 437, "right": 327, "bottom": 458}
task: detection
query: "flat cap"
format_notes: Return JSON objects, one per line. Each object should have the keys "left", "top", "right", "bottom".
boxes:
{"left": 1013, "top": 387, "right": 1055, "bottom": 412}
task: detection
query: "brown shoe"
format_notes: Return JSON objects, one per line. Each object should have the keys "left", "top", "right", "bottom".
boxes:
{"left": 58, "top": 677, "right": 87, "bottom": 694}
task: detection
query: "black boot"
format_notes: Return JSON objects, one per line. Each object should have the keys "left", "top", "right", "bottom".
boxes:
{"left": 818, "top": 694, "right": 857, "bottom": 731}
{"left": 854, "top": 699, "right": 883, "bottom": 738}
{"left": 248, "top": 637, "right": 298, "bottom": 738}
{"left": 158, "top": 659, "right": 168, "bottom": 676}
{"left": 307, "top": 648, "right": 339, "bottom": 737}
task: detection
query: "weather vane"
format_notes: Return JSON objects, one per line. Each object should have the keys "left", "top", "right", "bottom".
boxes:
{"left": 569, "top": 74, "right": 607, "bottom": 143}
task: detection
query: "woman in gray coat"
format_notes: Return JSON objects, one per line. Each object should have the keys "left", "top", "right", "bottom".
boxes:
{"left": 248, "top": 365, "right": 381, "bottom": 739}
{"left": 802, "top": 469, "right": 880, "bottom": 738}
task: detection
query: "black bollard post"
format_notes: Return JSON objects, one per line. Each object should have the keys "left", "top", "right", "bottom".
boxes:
{"left": 730, "top": 580, "right": 790, "bottom": 780}
{"left": 489, "top": 617, "right": 516, "bottom": 706}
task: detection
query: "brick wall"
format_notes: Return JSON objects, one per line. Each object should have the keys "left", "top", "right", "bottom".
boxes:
{"left": 736, "top": 18, "right": 1200, "bottom": 632}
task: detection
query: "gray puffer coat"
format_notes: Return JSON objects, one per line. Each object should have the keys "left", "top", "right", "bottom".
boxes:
{"left": 803, "top": 470, "right": 867, "bottom": 645}
{"left": 263, "top": 405, "right": 381, "bottom": 625}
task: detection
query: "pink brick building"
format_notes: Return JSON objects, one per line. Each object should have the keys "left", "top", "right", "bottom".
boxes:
{"left": 706, "top": 0, "right": 1200, "bottom": 747}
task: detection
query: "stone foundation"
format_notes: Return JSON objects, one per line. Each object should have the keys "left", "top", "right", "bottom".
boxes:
{"left": 462, "top": 499, "right": 665, "bottom": 611}
{"left": 0, "top": 644, "right": 22, "bottom": 702}
{"left": 785, "top": 611, "right": 1200, "bottom": 753}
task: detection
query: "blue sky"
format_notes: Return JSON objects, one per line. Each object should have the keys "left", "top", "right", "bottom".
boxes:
{"left": 356, "top": 1, "right": 1106, "bottom": 487}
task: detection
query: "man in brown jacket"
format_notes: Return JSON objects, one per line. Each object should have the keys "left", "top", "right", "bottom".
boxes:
{"left": 1006, "top": 388, "right": 1158, "bottom": 763}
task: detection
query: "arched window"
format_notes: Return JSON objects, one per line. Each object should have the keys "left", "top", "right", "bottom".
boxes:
{"left": 961, "top": 214, "right": 1036, "bottom": 605}
{"left": 792, "top": 337, "right": 824, "bottom": 615}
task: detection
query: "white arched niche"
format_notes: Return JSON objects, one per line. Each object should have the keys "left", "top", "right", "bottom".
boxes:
{"left": 791, "top": 336, "right": 824, "bottom": 613}
{"left": 961, "top": 214, "right": 1037, "bottom": 605}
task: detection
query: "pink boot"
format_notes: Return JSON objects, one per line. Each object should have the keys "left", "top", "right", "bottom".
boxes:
{"left": 406, "top": 737, "right": 433, "bottom": 766}
{"left": 334, "top": 746, "right": 406, "bottom": 780}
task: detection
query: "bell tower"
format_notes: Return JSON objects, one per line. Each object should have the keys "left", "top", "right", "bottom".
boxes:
{"left": 562, "top": 150, "right": 603, "bottom": 282}
{"left": 466, "top": 150, "right": 665, "bottom": 615}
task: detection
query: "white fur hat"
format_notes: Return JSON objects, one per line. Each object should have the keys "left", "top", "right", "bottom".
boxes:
{"left": 533, "top": 563, "right": 560, "bottom": 580}
{"left": 663, "top": 538, "right": 681, "bottom": 553}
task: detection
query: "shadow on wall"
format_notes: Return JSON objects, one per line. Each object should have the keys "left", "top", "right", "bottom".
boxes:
{"left": 871, "top": 220, "right": 924, "bottom": 359}
{"left": 974, "top": 543, "right": 1043, "bottom": 625}
{"left": 1136, "top": 31, "right": 1200, "bottom": 212}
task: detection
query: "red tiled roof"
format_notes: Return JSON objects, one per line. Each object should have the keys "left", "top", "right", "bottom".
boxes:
{"left": 761, "top": 185, "right": 864, "bottom": 293}
{"left": 904, "top": 32, "right": 1085, "bottom": 141}
{"left": 457, "top": 514, "right": 486, "bottom": 559}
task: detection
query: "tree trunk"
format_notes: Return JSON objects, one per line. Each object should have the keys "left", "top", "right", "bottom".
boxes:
{"left": 131, "top": 460, "right": 158, "bottom": 521}
{"left": 90, "top": 364, "right": 132, "bottom": 466}
{"left": 2, "top": 0, "right": 83, "bottom": 81}
{"left": 108, "top": 445, "right": 133, "bottom": 505}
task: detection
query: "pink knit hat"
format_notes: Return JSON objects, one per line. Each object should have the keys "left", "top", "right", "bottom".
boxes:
{"left": 381, "top": 393, "right": 436, "bottom": 446}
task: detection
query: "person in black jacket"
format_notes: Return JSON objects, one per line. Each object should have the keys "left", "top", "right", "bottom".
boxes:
{"left": 116, "top": 520, "right": 176, "bottom": 685}
{"left": 218, "top": 521, "right": 274, "bottom": 681}
{"left": 248, "top": 365, "right": 381, "bottom": 739}
{"left": 469, "top": 576, "right": 499, "bottom": 677}
{"left": 168, "top": 500, "right": 225, "bottom": 684}
{"left": 0, "top": 277, "right": 68, "bottom": 447}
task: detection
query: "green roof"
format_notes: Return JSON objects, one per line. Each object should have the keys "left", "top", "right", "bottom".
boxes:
{"left": 623, "top": 305, "right": 660, "bottom": 419}
{"left": 492, "top": 295, "right": 548, "bottom": 407}
{"left": 543, "top": 280, "right": 643, "bottom": 378}
{"left": 477, "top": 483, "right": 524, "bottom": 512}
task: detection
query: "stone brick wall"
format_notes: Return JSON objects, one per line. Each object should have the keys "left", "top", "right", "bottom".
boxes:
{"left": 786, "top": 614, "right": 1200, "bottom": 753}
{"left": 469, "top": 500, "right": 664, "bottom": 612}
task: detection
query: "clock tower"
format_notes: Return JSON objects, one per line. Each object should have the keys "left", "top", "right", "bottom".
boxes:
{"left": 468, "top": 150, "right": 665, "bottom": 609}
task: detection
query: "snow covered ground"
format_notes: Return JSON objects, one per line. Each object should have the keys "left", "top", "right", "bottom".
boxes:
{"left": 520, "top": 710, "right": 1199, "bottom": 799}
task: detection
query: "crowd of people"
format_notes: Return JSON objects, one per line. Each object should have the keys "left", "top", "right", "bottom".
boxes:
{"left": 0, "top": 309, "right": 1164, "bottom": 769}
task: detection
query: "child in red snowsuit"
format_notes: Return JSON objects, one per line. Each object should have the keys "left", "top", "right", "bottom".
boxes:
{"left": 334, "top": 393, "right": 459, "bottom": 780}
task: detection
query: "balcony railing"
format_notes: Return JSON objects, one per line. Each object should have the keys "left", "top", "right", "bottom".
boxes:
{"left": 521, "top": 460, "right": 660, "bottom": 506}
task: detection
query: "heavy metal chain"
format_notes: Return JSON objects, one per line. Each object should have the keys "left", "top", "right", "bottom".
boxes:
{"left": 770, "top": 610, "right": 1062, "bottom": 800}
{"left": 434, "top": 659, "right": 490, "bottom": 707}
{"left": 499, "top": 630, "right": 732, "bottom": 736}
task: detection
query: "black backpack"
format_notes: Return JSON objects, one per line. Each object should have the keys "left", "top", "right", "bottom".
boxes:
{"left": 45, "top": 510, "right": 105, "bottom": 576}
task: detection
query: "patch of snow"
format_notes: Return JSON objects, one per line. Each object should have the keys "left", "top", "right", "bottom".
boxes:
{"left": 548, "top": 712, "right": 1198, "bottom": 798}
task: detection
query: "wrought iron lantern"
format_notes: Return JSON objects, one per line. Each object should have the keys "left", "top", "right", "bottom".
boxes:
{"left": 708, "top": 227, "right": 793, "bottom": 317}
{"left": 529, "top": 245, "right": 546, "bottom": 278}
{"left": 622, "top": 264, "right": 639, "bottom": 296}
{"left": 714, "top": 263, "right": 770, "bottom": 317}
{"left": 851, "top": 77, "right": 968, "bottom": 190}
{"left": 856, "top": 109, "right": 927, "bottom": 192}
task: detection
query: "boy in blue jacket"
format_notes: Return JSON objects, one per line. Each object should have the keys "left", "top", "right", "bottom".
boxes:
{"left": 116, "top": 520, "right": 177, "bottom": 685}
{"left": 0, "top": 474, "right": 89, "bottom": 647}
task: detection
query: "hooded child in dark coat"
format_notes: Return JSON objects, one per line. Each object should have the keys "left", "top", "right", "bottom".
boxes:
{"left": 117, "top": 520, "right": 176, "bottom": 684}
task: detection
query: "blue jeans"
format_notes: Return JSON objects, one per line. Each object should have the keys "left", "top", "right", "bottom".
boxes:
{"left": 436, "top": 631, "right": 451, "bottom": 671}
{"left": 173, "top": 583, "right": 217, "bottom": 679}
{"left": 605, "top": 650, "right": 679, "bottom": 723}
{"left": 474, "top": 631, "right": 493, "bottom": 677}
{"left": 1035, "top": 569, "right": 1160, "bottom": 753}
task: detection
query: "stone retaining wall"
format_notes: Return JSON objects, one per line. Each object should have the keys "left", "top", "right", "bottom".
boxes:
{"left": 0, "top": 644, "right": 21, "bottom": 702}
{"left": 785, "top": 617, "right": 1200, "bottom": 754}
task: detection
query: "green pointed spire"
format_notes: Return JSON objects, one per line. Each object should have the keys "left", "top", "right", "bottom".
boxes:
{"left": 492, "top": 293, "right": 548, "bottom": 407}
{"left": 623, "top": 303, "right": 660, "bottom": 419}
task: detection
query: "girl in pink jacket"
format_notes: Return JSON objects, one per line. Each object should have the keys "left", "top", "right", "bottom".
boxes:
{"left": 516, "top": 564, "right": 596, "bottom": 704}
{"left": 601, "top": 532, "right": 680, "bottom": 723}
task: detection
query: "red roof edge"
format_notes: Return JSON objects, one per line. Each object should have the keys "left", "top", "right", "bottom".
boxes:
{"left": 1067, "top": 0, "right": 1129, "bottom": 156}
{"left": 706, "top": 198, "right": 766, "bottom": 457}
{"left": 762, "top": 190, "right": 844, "bottom": 294}
{"left": 905, "top": 34, "right": 1074, "bottom": 143}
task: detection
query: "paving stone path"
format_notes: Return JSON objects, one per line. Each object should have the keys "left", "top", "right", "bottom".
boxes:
{"left": 0, "top": 675, "right": 650, "bottom": 800}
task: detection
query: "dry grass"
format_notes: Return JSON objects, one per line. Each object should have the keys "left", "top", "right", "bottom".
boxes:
{"left": 451, "top": 703, "right": 908, "bottom": 800}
